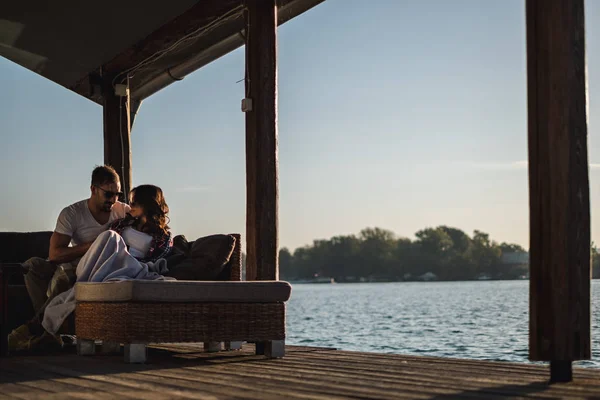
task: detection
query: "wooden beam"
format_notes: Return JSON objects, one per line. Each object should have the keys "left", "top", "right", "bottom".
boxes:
{"left": 244, "top": 0, "right": 279, "bottom": 281}
{"left": 526, "top": 0, "right": 590, "bottom": 374}
{"left": 69, "top": 0, "right": 325, "bottom": 103}
{"left": 103, "top": 80, "right": 132, "bottom": 202}
{"left": 69, "top": 0, "right": 239, "bottom": 101}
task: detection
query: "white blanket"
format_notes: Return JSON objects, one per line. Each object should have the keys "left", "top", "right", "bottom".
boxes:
{"left": 42, "top": 230, "right": 173, "bottom": 334}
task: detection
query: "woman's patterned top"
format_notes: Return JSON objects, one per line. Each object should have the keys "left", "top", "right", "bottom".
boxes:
{"left": 109, "top": 216, "right": 173, "bottom": 263}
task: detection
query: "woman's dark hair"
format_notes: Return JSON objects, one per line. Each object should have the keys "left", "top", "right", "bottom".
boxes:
{"left": 130, "top": 184, "right": 170, "bottom": 235}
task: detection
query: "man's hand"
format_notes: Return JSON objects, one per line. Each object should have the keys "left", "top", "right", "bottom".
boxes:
{"left": 48, "top": 232, "right": 92, "bottom": 264}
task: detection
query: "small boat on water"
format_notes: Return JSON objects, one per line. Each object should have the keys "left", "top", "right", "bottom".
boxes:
{"left": 291, "top": 277, "right": 335, "bottom": 284}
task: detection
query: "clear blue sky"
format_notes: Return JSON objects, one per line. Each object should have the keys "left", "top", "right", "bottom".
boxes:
{"left": 1, "top": 0, "right": 599, "bottom": 251}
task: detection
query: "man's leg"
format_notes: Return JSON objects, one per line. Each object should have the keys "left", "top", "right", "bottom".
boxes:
{"left": 44, "top": 265, "right": 76, "bottom": 335}
{"left": 8, "top": 260, "right": 72, "bottom": 352}
{"left": 26, "top": 261, "right": 74, "bottom": 331}
{"left": 23, "top": 257, "right": 56, "bottom": 314}
{"left": 47, "top": 264, "right": 76, "bottom": 301}
{"left": 28, "top": 264, "right": 75, "bottom": 327}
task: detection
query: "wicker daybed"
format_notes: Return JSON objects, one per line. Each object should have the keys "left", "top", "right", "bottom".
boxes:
{"left": 74, "top": 233, "right": 292, "bottom": 363}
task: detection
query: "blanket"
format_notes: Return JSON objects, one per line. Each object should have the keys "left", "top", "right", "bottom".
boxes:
{"left": 42, "top": 230, "right": 173, "bottom": 334}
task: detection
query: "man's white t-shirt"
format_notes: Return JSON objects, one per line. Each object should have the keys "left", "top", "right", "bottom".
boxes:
{"left": 54, "top": 199, "right": 130, "bottom": 247}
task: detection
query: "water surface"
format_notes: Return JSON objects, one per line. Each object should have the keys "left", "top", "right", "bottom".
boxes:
{"left": 286, "top": 281, "right": 600, "bottom": 367}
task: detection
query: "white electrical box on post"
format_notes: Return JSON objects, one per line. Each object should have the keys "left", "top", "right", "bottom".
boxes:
{"left": 115, "top": 84, "right": 129, "bottom": 97}
{"left": 241, "top": 98, "right": 253, "bottom": 112}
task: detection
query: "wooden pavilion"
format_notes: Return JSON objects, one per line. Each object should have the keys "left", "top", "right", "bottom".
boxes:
{"left": 0, "top": 0, "right": 592, "bottom": 385}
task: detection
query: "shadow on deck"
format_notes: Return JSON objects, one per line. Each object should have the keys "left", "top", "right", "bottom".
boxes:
{"left": 1, "top": 344, "right": 599, "bottom": 399}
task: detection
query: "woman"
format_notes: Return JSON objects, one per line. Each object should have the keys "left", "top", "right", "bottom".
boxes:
{"left": 109, "top": 184, "right": 173, "bottom": 263}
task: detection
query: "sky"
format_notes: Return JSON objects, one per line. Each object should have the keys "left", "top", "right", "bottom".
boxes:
{"left": 1, "top": 0, "right": 600, "bottom": 251}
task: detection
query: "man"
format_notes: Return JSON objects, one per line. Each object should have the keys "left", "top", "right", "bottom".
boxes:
{"left": 9, "top": 165, "right": 130, "bottom": 350}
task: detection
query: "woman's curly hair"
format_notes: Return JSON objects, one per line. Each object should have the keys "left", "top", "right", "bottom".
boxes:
{"left": 130, "top": 184, "right": 170, "bottom": 235}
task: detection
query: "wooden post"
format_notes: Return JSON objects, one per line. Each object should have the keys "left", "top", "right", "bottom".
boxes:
{"left": 244, "top": 0, "right": 279, "bottom": 281}
{"left": 526, "top": 0, "right": 590, "bottom": 382}
{"left": 103, "top": 79, "right": 132, "bottom": 202}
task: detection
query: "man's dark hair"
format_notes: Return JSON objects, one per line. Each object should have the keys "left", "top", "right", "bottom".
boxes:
{"left": 91, "top": 165, "right": 120, "bottom": 186}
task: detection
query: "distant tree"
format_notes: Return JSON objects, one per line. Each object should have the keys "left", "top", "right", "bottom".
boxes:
{"left": 291, "top": 246, "right": 317, "bottom": 280}
{"left": 358, "top": 228, "right": 396, "bottom": 278}
{"left": 499, "top": 242, "right": 526, "bottom": 254}
{"left": 412, "top": 227, "right": 453, "bottom": 277}
{"left": 415, "top": 228, "right": 453, "bottom": 255}
{"left": 439, "top": 226, "right": 471, "bottom": 254}
{"left": 393, "top": 238, "right": 413, "bottom": 279}
{"left": 470, "top": 230, "right": 502, "bottom": 278}
{"left": 241, "top": 252, "right": 247, "bottom": 280}
{"left": 279, "top": 247, "right": 294, "bottom": 280}
{"left": 278, "top": 225, "right": 531, "bottom": 282}
{"left": 592, "top": 242, "right": 600, "bottom": 279}
{"left": 328, "top": 235, "right": 361, "bottom": 280}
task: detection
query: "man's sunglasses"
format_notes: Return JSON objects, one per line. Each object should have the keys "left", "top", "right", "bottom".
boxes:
{"left": 94, "top": 185, "right": 123, "bottom": 199}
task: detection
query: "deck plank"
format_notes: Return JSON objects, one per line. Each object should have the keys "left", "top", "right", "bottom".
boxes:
{"left": 2, "top": 344, "right": 600, "bottom": 399}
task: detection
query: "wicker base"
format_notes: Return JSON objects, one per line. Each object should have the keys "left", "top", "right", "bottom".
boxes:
{"left": 75, "top": 302, "right": 285, "bottom": 343}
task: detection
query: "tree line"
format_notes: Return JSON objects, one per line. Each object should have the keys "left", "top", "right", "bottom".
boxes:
{"left": 279, "top": 226, "right": 531, "bottom": 282}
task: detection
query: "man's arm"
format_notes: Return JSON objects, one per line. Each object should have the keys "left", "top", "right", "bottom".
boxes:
{"left": 48, "top": 232, "right": 92, "bottom": 264}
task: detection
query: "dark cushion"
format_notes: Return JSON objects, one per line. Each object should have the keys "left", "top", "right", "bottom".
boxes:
{"left": 0, "top": 231, "right": 53, "bottom": 263}
{"left": 163, "top": 234, "right": 189, "bottom": 269}
{"left": 172, "top": 234, "right": 191, "bottom": 256}
{"left": 165, "top": 234, "right": 236, "bottom": 281}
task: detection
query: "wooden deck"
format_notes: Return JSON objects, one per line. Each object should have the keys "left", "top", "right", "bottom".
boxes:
{"left": 2, "top": 344, "right": 600, "bottom": 399}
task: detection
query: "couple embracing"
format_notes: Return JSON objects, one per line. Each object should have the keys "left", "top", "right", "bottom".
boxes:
{"left": 10, "top": 165, "right": 177, "bottom": 351}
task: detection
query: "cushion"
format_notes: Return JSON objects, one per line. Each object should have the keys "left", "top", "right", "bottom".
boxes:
{"left": 172, "top": 234, "right": 191, "bottom": 256}
{"left": 75, "top": 280, "right": 292, "bottom": 303}
{"left": 165, "top": 234, "right": 236, "bottom": 281}
{"left": 163, "top": 234, "right": 188, "bottom": 269}
{"left": 0, "top": 231, "right": 53, "bottom": 263}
